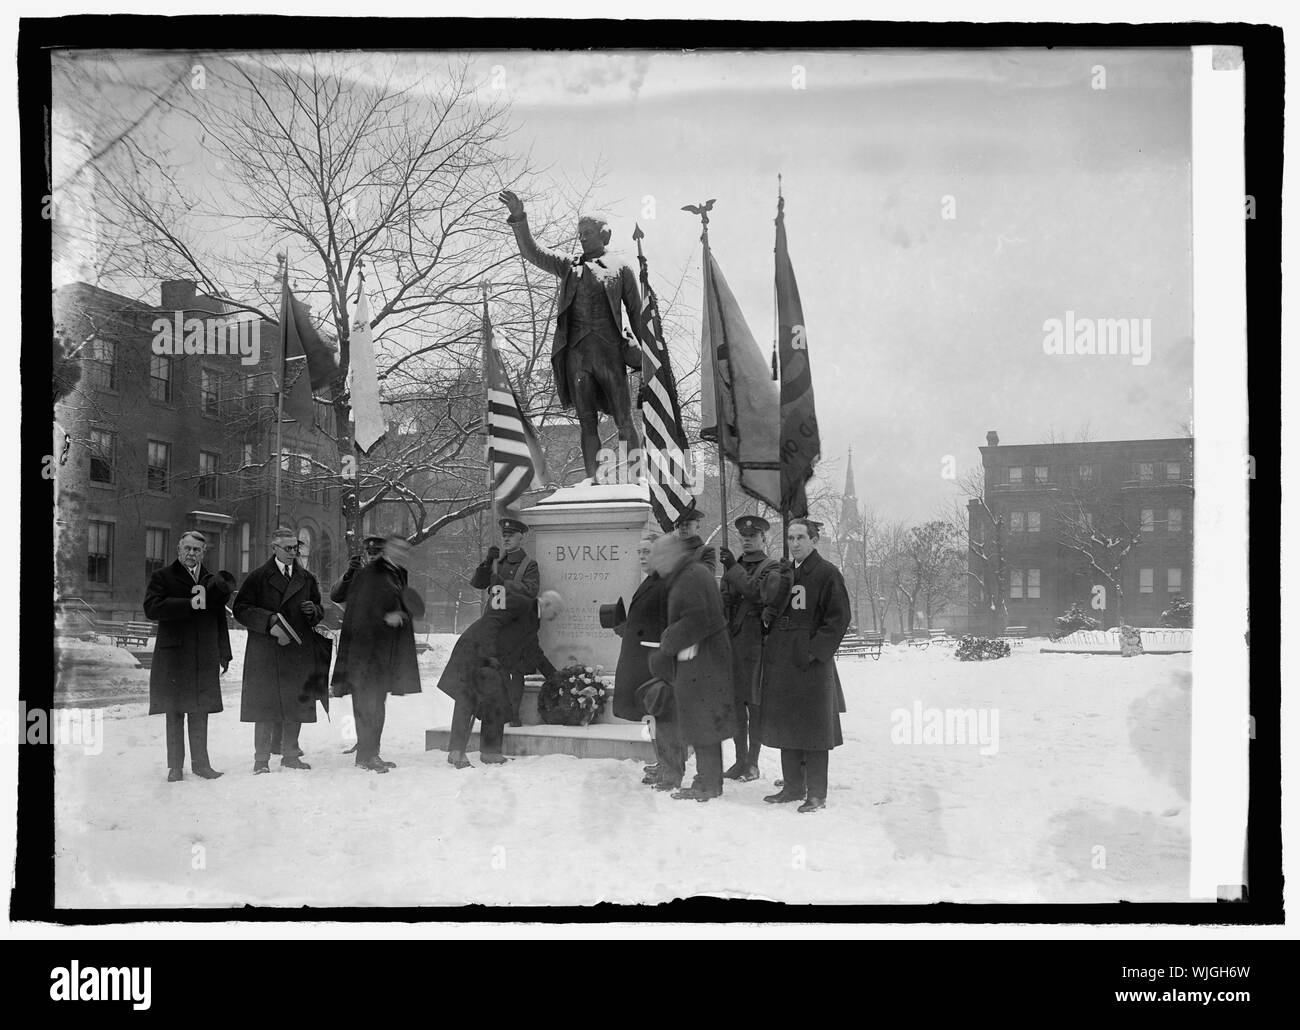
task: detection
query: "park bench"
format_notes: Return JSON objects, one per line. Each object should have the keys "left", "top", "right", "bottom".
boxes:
{"left": 113, "top": 621, "right": 154, "bottom": 649}
{"left": 1001, "top": 626, "right": 1028, "bottom": 647}
{"left": 836, "top": 631, "right": 884, "bottom": 661}
{"left": 906, "top": 630, "right": 932, "bottom": 649}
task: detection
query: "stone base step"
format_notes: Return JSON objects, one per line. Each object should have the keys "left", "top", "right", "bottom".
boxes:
{"left": 426, "top": 722, "right": 656, "bottom": 761}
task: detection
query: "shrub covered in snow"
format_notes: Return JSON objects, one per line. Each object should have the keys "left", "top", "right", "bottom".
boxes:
{"left": 955, "top": 635, "right": 1011, "bottom": 661}
{"left": 1160, "top": 596, "right": 1192, "bottom": 628}
{"left": 1053, "top": 602, "right": 1100, "bottom": 638}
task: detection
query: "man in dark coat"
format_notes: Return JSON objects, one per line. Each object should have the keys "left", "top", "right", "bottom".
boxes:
{"left": 143, "top": 529, "right": 236, "bottom": 782}
{"left": 719, "top": 515, "right": 782, "bottom": 782}
{"left": 673, "top": 506, "right": 718, "bottom": 572}
{"left": 647, "top": 534, "right": 736, "bottom": 802}
{"left": 233, "top": 527, "right": 326, "bottom": 774}
{"left": 438, "top": 590, "right": 563, "bottom": 768}
{"left": 331, "top": 535, "right": 424, "bottom": 773}
{"left": 498, "top": 189, "right": 643, "bottom": 482}
{"left": 759, "top": 518, "right": 851, "bottom": 813}
{"left": 329, "top": 535, "right": 386, "bottom": 604}
{"left": 611, "top": 530, "right": 681, "bottom": 787}
{"left": 471, "top": 517, "right": 540, "bottom": 726}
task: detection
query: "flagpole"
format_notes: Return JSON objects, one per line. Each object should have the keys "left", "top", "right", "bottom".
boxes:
{"left": 274, "top": 252, "right": 287, "bottom": 531}
{"left": 775, "top": 177, "right": 790, "bottom": 563}
{"left": 689, "top": 200, "right": 729, "bottom": 556}
{"left": 480, "top": 280, "right": 496, "bottom": 571}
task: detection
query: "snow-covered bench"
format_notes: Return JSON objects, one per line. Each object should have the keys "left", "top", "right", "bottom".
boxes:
{"left": 113, "top": 621, "right": 154, "bottom": 649}
{"left": 837, "top": 632, "right": 884, "bottom": 661}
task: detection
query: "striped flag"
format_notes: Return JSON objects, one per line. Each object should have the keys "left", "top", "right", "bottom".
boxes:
{"left": 483, "top": 296, "right": 549, "bottom": 518}
{"left": 633, "top": 225, "right": 695, "bottom": 531}
{"left": 774, "top": 193, "right": 820, "bottom": 516}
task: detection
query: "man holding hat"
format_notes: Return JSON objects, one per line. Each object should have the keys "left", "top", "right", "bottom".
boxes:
{"left": 720, "top": 514, "right": 782, "bottom": 781}
{"left": 472, "top": 517, "right": 541, "bottom": 726}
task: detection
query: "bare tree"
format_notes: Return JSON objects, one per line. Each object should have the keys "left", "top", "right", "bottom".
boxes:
{"left": 1049, "top": 487, "right": 1143, "bottom": 627}
{"left": 954, "top": 465, "right": 1008, "bottom": 634}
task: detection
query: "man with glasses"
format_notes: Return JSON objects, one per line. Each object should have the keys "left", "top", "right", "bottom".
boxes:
{"left": 233, "top": 527, "right": 326, "bottom": 774}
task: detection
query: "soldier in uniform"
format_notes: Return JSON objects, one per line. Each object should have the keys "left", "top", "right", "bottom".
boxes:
{"left": 758, "top": 518, "right": 851, "bottom": 813}
{"left": 329, "top": 534, "right": 386, "bottom": 604}
{"left": 719, "top": 515, "right": 782, "bottom": 781}
{"left": 498, "top": 189, "right": 644, "bottom": 483}
{"left": 673, "top": 506, "right": 717, "bottom": 573}
{"left": 472, "top": 517, "right": 541, "bottom": 726}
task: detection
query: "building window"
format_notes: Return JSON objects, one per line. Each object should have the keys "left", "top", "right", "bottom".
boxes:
{"left": 1008, "top": 466, "right": 1022, "bottom": 486}
{"left": 147, "top": 439, "right": 170, "bottom": 493}
{"left": 87, "top": 520, "right": 113, "bottom": 585}
{"left": 239, "top": 522, "right": 251, "bottom": 574}
{"left": 1027, "top": 568, "right": 1041, "bottom": 599}
{"left": 200, "top": 369, "right": 221, "bottom": 417}
{"left": 1078, "top": 463, "right": 1094, "bottom": 483}
{"left": 1138, "top": 462, "right": 1154, "bottom": 482}
{"left": 145, "top": 527, "right": 169, "bottom": 578}
{"left": 1141, "top": 508, "right": 1154, "bottom": 533}
{"left": 1010, "top": 511, "right": 1024, "bottom": 533}
{"left": 198, "top": 450, "right": 220, "bottom": 500}
{"left": 1139, "top": 568, "right": 1154, "bottom": 594}
{"left": 92, "top": 338, "right": 118, "bottom": 390}
{"left": 1027, "top": 510, "right": 1041, "bottom": 533}
{"left": 1033, "top": 465, "right": 1048, "bottom": 485}
{"left": 1168, "top": 568, "right": 1183, "bottom": 593}
{"left": 1167, "top": 461, "right": 1181, "bottom": 481}
{"left": 149, "top": 354, "right": 173, "bottom": 402}
{"left": 88, "top": 428, "right": 114, "bottom": 484}
{"left": 1168, "top": 508, "right": 1183, "bottom": 533}
{"left": 1010, "top": 569, "right": 1024, "bottom": 600}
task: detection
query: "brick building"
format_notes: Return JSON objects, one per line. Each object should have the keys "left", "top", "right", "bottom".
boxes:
{"left": 967, "top": 431, "right": 1194, "bottom": 634}
{"left": 53, "top": 279, "right": 345, "bottom": 623}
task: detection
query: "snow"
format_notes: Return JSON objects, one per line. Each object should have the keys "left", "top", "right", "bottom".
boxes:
{"left": 52, "top": 636, "right": 1191, "bottom": 907}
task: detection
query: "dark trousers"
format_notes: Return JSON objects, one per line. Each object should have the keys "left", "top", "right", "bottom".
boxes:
{"left": 449, "top": 697, "right": 504, "bottom": 756}
{"left": 352, "top": 685, "right": 387, "bottom": 762}
{"left": 733, "top": 702, "right": 763, "bottom": 768}
{"left": 165, "top": 712, "right": 210, "bottom": 771}
{"left": 780, "top": 748, "right": 829, "bottom": 799}
{"left": 652, "top": 713, "right": 686, "bottom": 786}
{"left": 690, "top": 741, "right": 724, "bottom": 794}
{"left": 505, "top": 671, "right": 525, "bottom": 723}
{"left": 255, "top": 720, "right": 301, "bottom": 762}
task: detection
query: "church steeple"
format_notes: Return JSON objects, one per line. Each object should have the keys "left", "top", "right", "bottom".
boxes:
{"left": 841, "top": 448, "right": 860, "bottom": 534}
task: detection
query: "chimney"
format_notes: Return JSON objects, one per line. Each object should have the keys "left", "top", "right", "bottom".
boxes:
{"left": 160, "top": 279, "right": 198, "bottom": 311}
{"left": 986, "top": 430, "right": 1000, "bottom": 447}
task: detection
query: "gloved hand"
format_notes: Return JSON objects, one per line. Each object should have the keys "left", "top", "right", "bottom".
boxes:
{"left": 347, "top": 553, "right": 364, "bottom": 570}
{"left": 485, "top": 546, "right": 501, "bottom": 562}
{"left": 269, "top": 623, "right": 290, "bottom": 646}
{"left": 383, "top": 611, "right": 405, "bottom": 628}
{"left": 299, "top": 600, "right": 318, "bottom": 618}
{"left": 718, "top": 546, "right": 736, "bottom": 570}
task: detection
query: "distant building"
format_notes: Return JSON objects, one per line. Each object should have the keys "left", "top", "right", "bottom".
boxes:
{"left": 968, "top": 431, "right": 1194, "bottom": 634}
{"left": 53, "top": 279, "right": 345, "bottom": 623}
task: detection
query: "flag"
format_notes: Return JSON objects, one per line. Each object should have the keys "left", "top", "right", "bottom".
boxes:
{"left": 700, "top": 243, "right": 780, "bottom": 509}
{"left": 278, "top": 273, "right": 339, "bottom": 427}
{"left": 774, "top": 194, "right": 820, "bottom": 516}
{"left": 483, "top": 297, "right": 549, "bottom": 518}
{"left": 633, "top": 227, "right": 696, "bottom": 531}
{"left": 348, "top": 278, "right": 387, "bottom": 456}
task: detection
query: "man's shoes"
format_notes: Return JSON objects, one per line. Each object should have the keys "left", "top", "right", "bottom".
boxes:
{"left": 643, "top": 764, "right": 659, "bottom": 777}
{"left": 376, "top": 757, "right": 397, "bottom": 769}
{"left": 671, "top": 787, "right": 721, "bottom": 802}
{"left": 280, "top": 756, "right": 311, "bottom": 770}
{"left": 447, "top": 750, "right": 472, "bottom": 769}
{"left": 356, "top": 756, "right": 389, "bottom": 774}
{"left": 481, "top": 753, "right": 507, "bottom": 765}
{"left": 253, "top": 760, "right": 270, "bottom": 775}
{"left": 722, "top": 761, "right": 746, "bottom": 780}
{"left": 738, "top": 765, "right": 761, "bottom": 782}
{"left": 641, "top": 773, "right": 659, "bottom": 785}
{"left": 191, "top": 766, "right": 223, "bottom": 780}
{"left": 166, "top": 768, "right": 183, "bottom": 782}
{"left": 653, "top": 780, "right": 682, "bottom": 791}
{"left": 763, "top": 789, "right": 805, "bottom": 804}
{"left": 774, "top": 778, "right": 784, "bottom": 788}
{"left": 798, "top": 796, "right": 826, "bottom": 813}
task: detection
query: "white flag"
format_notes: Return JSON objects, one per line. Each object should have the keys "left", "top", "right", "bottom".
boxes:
{"left": 349, "top": 281, "right": 387, "bottom": 456}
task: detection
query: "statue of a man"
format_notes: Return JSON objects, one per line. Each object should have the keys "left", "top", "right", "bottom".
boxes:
{"left": 499, "top": 189, "right": 643, "bottom": 483}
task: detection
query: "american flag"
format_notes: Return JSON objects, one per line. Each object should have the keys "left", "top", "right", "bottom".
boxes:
{"left": 483, "top": 297, "right": 549, "bottom": 517}
{"left": 633, "top": 224, "right": 695, "bottom": 530}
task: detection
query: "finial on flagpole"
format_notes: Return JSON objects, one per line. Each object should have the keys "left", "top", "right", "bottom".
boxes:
{"left": 681, "top": 199, "right": 717, "bottom": 243}
{"left": 778, "top": 172, "right": 783, "bottom": 198}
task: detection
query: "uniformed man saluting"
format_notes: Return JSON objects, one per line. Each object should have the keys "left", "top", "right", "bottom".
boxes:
{"left": 472, "top": 517, "right": 541, "bottom": 726}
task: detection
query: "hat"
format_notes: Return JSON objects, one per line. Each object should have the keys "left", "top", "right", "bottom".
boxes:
{"left": 362, "top": 535, "right": 386, "bottom": 550}
{"left": 499, "top": 517, "right": 529, "bottom": 535}
{"left": 674, "top": 507, "right": 704, "bottom": 527}
{"left": 735, "top": 515, "right": 770, "bottom": 535}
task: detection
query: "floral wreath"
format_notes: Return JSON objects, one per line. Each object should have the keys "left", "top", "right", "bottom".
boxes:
{"left": 537, "top": 664, "right": 608, "bottom": 725}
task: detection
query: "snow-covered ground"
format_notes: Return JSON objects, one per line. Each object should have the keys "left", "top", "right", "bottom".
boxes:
{"left": 52, "top": 636, "right": 1191, "bottom": 907}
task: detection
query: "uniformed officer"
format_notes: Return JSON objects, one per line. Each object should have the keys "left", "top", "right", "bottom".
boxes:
{"left": 329, "top": 535, "right": 387, "bottom": 604}
{"left": 673, "top": 506, "right": 717, "bottom": 573}
{"left": 719, "top": 515, "right": 782, "bottom": 781}
{"left": 472, "top": 517, "right": 541, "bottom": 726}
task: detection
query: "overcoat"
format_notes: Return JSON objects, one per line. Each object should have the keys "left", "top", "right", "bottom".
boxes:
{"left": 507, "top": 213, "right": 643, "bottom": 411}
{"left": 648, "top": 552, "right": 736, "bottom": 746}
{"left": 472, "top": 547, "right": 543, "bottom": 674}
{"left": 144, "top": 561, "right": 234, "bottom": 716}
{"left": 721, "top": 552, "right": 782, "bottom": 706}
{"left": 436, "top": 593, "right": 554, "bottom": 719}
{"left": 233, "top": 557, "right": 325, "bottom": 723}
{"left": 331, "top": 559, "right": 424, "bottom": 698}
{"left": 612, "top": 571, "right": 668, "bottom": 721}
{"left": 758, "top": 549, "right": 851, "bottom": 751}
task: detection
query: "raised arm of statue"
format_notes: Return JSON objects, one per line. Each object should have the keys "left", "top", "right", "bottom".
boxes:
{"left": 499, "top": 190, "right": 570, "bottom": 278}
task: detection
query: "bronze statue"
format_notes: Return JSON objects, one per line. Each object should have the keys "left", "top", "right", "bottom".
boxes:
{"left": 499, "top": 190, "right": 643, "bottom": 483}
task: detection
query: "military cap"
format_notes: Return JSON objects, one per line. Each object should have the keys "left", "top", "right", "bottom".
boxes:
{"left": 735, "top": 515, "right": 770, "bottom": 535}
{"left": 499, "top": 517, "right": 530, "bottom": 535}
{"left": 674, "top": 507, "right": 704, "bottom": 527}
{"left": 362, "top": 535, "right": 387, "bottom": 551}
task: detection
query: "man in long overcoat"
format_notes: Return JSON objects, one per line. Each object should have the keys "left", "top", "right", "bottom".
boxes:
{"left": 758, "top": 518, "right": 851, "bottom": 813}
{"left": 143, "top": 529, "right": 236, "bottom": 782}
{"left": 437, "top": 589, "right": 563, "bottom": 768}
{"left": 719, "top": 515, "right": 782, "bottom": 781}
{"left": 471, "top": 517, "right": 540, "bottom": 726}
{"left": 498, "top": 188, "right": 643, "bottom": 481}
{"left": 331, "top": 535, "right": 424, "bottom": 773}
{"left": 647, "top": 534, "right": 736, "bottom": 802}
{"left": 233, "top": 527, "right": 325, "bottom": 773}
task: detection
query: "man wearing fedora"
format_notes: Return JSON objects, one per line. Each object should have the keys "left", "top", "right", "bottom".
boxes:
{"left": 472, "top": 517, "right": 541, "bottom": 727}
